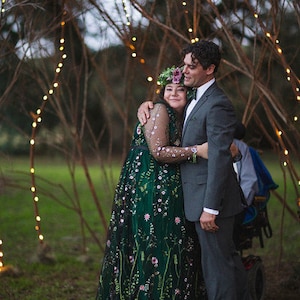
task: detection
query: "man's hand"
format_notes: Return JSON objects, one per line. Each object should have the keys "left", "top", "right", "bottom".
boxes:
{"left": 137, "top": 101, "right": 154, "bottom": 125}
{"left": 200, "top": 211, "right": 219, "bottom": 232}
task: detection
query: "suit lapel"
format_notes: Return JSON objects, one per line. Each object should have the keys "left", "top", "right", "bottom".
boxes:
{"left": 182, "top": 83, "right": 217, "bottom": 137}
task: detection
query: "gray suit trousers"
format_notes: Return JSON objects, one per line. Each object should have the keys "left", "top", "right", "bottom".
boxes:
{"left": 195, "top": 217, "right": 249, "bottom": 300}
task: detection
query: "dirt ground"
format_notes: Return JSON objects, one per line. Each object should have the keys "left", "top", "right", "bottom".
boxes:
{"left": 0, "top": 244, "right": 299, "bottom": 300}
{"left": 261, "top": 260, "right": 300, "bottom": 300}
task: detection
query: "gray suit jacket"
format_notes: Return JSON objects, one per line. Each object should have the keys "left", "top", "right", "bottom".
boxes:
{"left": 180, "top": 82, "right": 244, "bottom": 221}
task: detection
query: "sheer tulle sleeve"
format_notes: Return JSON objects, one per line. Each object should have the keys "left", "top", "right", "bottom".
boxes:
{"left": 143, "top": 103, "right": 196, "bottom": 164}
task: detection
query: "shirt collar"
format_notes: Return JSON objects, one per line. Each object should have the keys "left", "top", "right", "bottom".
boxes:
{"left": 195, "top": 78, "right": 215, "bottom": 101}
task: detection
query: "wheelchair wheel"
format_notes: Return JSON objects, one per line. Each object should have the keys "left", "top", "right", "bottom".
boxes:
{"left": 247, "top": 258, "right": 266, "bottom": 300}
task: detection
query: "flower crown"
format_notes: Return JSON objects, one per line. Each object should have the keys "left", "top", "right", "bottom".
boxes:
{"left": 157, "top": 66, "right": 184, "bottom": 87}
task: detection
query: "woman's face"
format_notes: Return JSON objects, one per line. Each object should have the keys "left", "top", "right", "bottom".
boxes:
{"left": 163, "top": 83, "right": 187, "bottom": 114}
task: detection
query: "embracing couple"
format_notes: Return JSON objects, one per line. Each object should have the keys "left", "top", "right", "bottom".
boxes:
{"left": 96, "top": 40, "right": 250, "bottom": 300}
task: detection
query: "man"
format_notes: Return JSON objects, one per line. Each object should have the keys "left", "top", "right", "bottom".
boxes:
{"left": 231, "top": 122, "right": 259, "bottom": 249}
{"left": 139, "top": 40, "right": 249, "bottom": 300}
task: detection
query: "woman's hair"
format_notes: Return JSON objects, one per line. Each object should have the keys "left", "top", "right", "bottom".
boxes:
{"left": 181, "top": 40, "right": 221, "bottom": 72}
{"left": 158, "top": 86, "right": 168, "bottom": 99}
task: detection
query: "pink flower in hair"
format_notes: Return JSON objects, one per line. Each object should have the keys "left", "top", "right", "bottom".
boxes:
{"left": 172, "top": 67, "right": 182, "bottom": 84}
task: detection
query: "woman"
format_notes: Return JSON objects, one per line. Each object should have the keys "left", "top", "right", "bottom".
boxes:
{"left": 96, "top": 66, "right": 207, "bottom": 300}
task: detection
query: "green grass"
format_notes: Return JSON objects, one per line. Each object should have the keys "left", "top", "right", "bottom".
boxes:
{"left": 250, "top": 151, "right": 300, "bottom": 261}
{"left": 0, "top": 153, "right": 299, "bottom": 299}
{"left": 0, "top": 155, "right": 122, "bottom": 300}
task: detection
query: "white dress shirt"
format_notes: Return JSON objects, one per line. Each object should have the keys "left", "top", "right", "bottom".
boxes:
{"left": 184, "top": 78, "right": 215, "bottom": 126}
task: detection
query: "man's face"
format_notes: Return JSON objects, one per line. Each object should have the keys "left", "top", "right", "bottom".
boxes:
{"left": 183, "top": 52, "right": 214, "bottom": 88}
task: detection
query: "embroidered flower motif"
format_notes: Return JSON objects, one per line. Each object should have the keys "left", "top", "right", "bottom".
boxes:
{"left": 144, "top": 213, "right": 150, "bottom": 221}
{"left": 174, "top": 139, "right": 180, "bottom": 146}
{"left": 136, "top": 125, "right": 142, "bottom": 135}
{"left": 129, "top": 255, "right": 134, "bottom": 263}
{"left": 151, "top": 257, "right": 158, "bottom": 267}
{"left": 175, "top": 217, "right": 181, "bottom": 224}
{"left": 139, "top": 285, "right": 145, "bottom": 291}
{"left": 175, "top": 288, "right": 181, "bottom": 295}
{"left": 106, "top": 240, "right": 111, "bottom": 247}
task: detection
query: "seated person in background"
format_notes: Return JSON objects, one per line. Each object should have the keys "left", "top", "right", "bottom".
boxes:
{"left": 231, "top": 122, "right": 259, "bottom": 249}
{"left": 231, "top": 122, "right": 259, "bottom": 206}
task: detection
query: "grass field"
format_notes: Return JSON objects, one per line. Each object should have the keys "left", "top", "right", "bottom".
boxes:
{"left": 0, "top": 153, "right": 299, "bottom": 299}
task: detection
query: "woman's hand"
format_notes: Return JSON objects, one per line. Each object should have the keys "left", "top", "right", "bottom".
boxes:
{"left": 196, "top": 142, "right": 208, "bottom": 159}
{"left": 137, "top": 101, "right": 154, "bottom": 125}
{"left": 230, "top": 143, "right": 239, "bottom": 157}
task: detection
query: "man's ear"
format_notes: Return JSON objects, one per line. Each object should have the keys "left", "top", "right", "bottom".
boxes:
{"left": 206, "top": 64, "right": 216, "bottom": 75}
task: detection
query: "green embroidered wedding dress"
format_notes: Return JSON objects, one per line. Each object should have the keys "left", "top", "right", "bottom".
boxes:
{"left": 96, "top": 101, "right": 206, "bottom": 300}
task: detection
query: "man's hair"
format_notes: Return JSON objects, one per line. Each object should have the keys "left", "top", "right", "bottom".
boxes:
{"left": 234, "top": 122, "right": 246, "bottom": 140}
{"left": 181, "top": 40, "right": 221, "bottom": 72}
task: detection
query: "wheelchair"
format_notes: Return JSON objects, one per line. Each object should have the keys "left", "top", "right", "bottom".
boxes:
{"left": 233, "top": 146, "right": 279, "bottom": 300}
{"left": 236, "top": 195, "right": 274, "bottom": 300}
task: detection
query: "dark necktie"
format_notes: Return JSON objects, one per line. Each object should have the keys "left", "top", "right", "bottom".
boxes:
{"left": 188, "top": 88, "right": 197, "bottom": 102}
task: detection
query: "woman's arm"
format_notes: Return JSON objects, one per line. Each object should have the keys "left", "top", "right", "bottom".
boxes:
{"left": 143, "top": 103, "right": 207, "bottom": 163}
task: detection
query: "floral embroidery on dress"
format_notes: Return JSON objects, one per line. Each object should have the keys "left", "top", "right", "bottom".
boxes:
{"left": 96, "top": 101, "right": 206, "bottom": 300}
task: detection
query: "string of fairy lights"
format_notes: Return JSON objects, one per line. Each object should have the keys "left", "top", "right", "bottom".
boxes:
{"left": 0, "top": 1, "right": 68, "bottom": 273}
{"left": 251, "top": 8, "right": 300, "bottom": 205}
{"left": 29, "top": 8, "right": 67, "bottom": 250}
{"left": 0, "top": 1, "right": 299, "bottom": 273}
{"left": 0, "top": 239, "right": 3, "bottom": 271}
